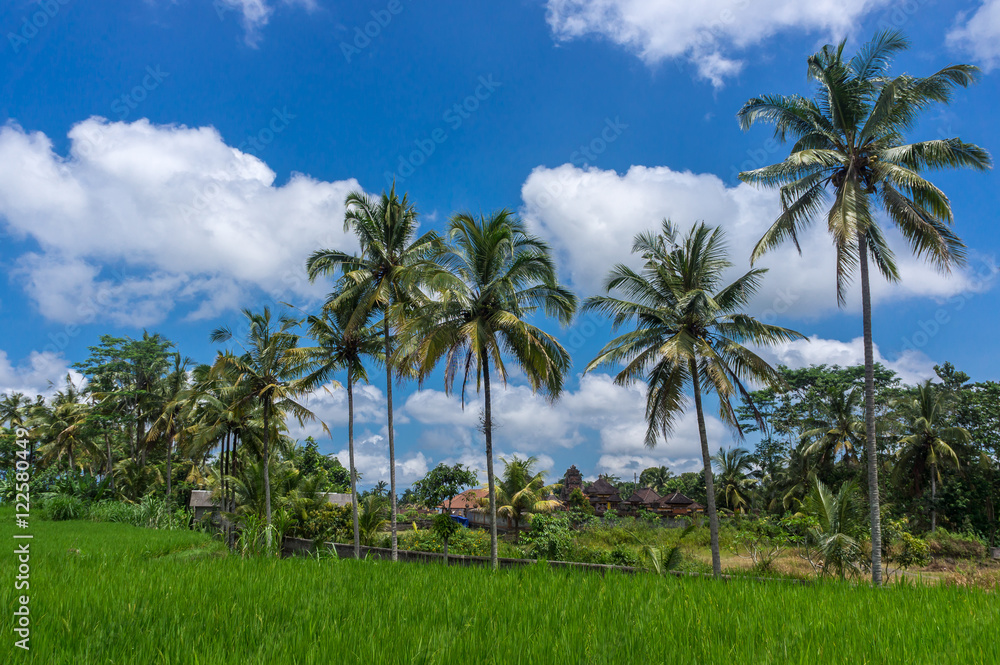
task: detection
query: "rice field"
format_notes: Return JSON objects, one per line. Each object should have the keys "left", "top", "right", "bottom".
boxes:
{"left": 1, "top": 511, "right": 998, "bottom": 664}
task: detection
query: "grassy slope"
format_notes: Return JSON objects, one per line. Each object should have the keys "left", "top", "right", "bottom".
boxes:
{"left": 1, "top": 512, "right": 998, "bottom": 664}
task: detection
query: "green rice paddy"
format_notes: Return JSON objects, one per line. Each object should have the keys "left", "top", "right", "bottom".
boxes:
{"left": 1, "top": 511, "right": 997, "bottom": 664}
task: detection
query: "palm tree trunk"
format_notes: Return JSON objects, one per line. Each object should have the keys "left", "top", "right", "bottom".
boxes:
{"left": 348, "top": 367, "right": 361, "bottom": 560}
{"left": 930, "top": 462, "right": 937, "bottom": 533}
{"left": 68, "top": 447, "right": 75, "bottom": 476}
{"left": 105, "top": 430, "right": 115, "bottom": 492}
{"left": 221, "top": 431, "right": 230, "bottom": 546}
{"left": 484, "top": 356, "right": 498, "bottom": 570}
{"left": 858, "top": 231, "right": 883, "bottom": 586}
{"left": 165, "top": 437, "right": 172, "bottom": 507}
{"left": 691, "top": 358, "right": 722, "bottom": 577}
{"left": 262, "top": 401, "right": 273, "bottom": 550}
{"left": 384, "top": 314, "right": 398, "bottom": 562}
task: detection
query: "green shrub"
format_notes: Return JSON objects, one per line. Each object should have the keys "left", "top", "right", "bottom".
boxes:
{"left": 397, "top": 527, "right": 492, "bottom": 557}
{"left": 927, "top": 529, "right": 987, "bottom": 560}
{"left": 291, "top": 504, "right": 353, "bottom": 543}
{"left": 523, "top": 514, "right": 573, "bottom": 560}
{"left": 89, "top": 500, "right": 144, "bottom": 526}
{"left": 42, "top": 493, "right": 88, "bottom": 521}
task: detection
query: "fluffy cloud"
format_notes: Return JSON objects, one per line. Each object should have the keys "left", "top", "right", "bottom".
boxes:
{"left": 947, "top": 0, "right": 1000, "bottom": 72}
{"left": 321, "top": 431, "right": 432, "bottom": 488}
{"left": 521, "top": 164, "right": 988, "bottom": 320}
{"left": 215, "top": 0, "right": 317, "bottom": 47}
{"left": 757, "top": 335, "right": 937, "bottom": 386}
{"left": 0, "top": 349, "right": 83, "bottom": 400}
{"left": 544, "top": 0, "right": 891, "bottom": 85}
{"left": 0, "top": 119, "right": 360, "bottom": 326}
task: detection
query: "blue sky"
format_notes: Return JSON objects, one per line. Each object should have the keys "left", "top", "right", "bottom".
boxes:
{"left": 1, "top": 0, "right": 999, "bottom": 489}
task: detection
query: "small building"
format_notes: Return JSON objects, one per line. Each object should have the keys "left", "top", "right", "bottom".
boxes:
{"left": 439, "top": 488, "right": 489, "bottom": 516}
{"left": 189, "top": 490, "right": 218, "bottom": 522}
{"left": 583, "top": 476, "right": 622, "bottom": 515}
{"left": 321, "top": 493, "right": 352, "bottom": 507}
{"left": 652, "top": 491, "right": 704, "bottom": 517}
{"left": 624, "top": 487, "right": 661, "bottom": 514}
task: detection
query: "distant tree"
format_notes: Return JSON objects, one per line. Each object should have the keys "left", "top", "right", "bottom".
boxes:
{"left": 493, "top": 455, "right": 560, "bottom": 542}
{"left": 893, "top": 381, "right": 966, "bottom": 532}
{"left": 711, "top": 447, "right": 757, "bottom": 513}
{"left": 566, "top": 487, "right": 594, "bottom": 515}
{"left": 412, "top": 463, "right": 478, "bottom": 512}
{"left": 639, "top": 466, "right": 672, "bottom": 493}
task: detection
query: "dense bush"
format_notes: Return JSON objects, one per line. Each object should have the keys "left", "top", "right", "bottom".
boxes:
{"left": 523, "top": 514, "right": 573, "bottom": 560}
{"left": 397, "top": 527, "right": 495, "bottom": 557}
{"left": 89, "top": 500, "right": 145, "bottom": 526}
{"left": 290, "top": 504, "right": 353, "bottom": 542}
{"left": 927, "top": 529, "right": 987, "bottom": 560}
{"left": 42, "top": 493, "right": 89, "bottom": 521}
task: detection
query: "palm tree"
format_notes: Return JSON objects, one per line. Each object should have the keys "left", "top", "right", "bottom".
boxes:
{"left": 210, "top": 307, "right": 322, "bottom": 547}
{"left": 294, "top": 296, "right": 384, "bottom": 559}
{"left": 401, "top": 210, "right": 576, "bottom": 568}
{"left": 796, "top": 477, "right": 866, "bottom": 579}
{"left": 584, "top": 220, "right": 804, "bottom": 576}
{"left": 31, "top": 376, "right": 97, "bottom": 475}
{"left": 892, "top": 380, "right": 966, "bottom": 532}
{"left": 639, "top": 465, "right": 672, "bottom": 493}
{"left": 738, "top": 30, "right": 992, "bottom": 584}
{"left": 307, "top": 184, "right": 439, "bottom": 561}
{"left": 711, "top": 447, "right": 756, "bottom": 513}
{"left": 800, "top": 387, "right": 865, "bottom": 466}
{"left": 1, "top": 392, "right": 29, "bottom": 429}
{"left": 145, "top": 353, "right": 193, "bottom": 507}
{"left": 494, "top": 455, "right": 561, "bottom": 542}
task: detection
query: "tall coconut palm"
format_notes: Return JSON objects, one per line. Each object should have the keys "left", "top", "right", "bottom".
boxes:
{"left": 401, "top": 210, "right": 576, "bottom": 568}
{"left": 145, "top": 353, "right": 193, "bottom": 507}
{"left": 800, "top": 386, "right": 865, "bottom": 466}
{"left": 493, "top": 455, "right": 561, "bottom": 543}
{"left": 210, "top": 307, "right": 322, "bottom": 547}
{"left": 892, "top": 380, "right": 966, "bottom": 532}
{"left": 294, "top": 297, "right": 384, "bottom": 559}
{"left": 584, "top": 220, "right": 804, "bottom": 576}
{"left": 307, "top": 184, "right": 439, "bottom": 561}
{"left": 711, "top": 447, "right": 757, "bottom": 513}
{"left": 738, "top": 30, "right": 992, "bottom": 584}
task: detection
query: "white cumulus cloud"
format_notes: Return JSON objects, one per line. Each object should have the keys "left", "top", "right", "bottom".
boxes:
{"left": 0, "top": 118, "right": 361, "bottom": 326}
{"left": 0, "top": 349, "right": 83, "bottom": 400}
{"left": 544, "top": 0, "right": 891, "bottom": 86}
{"left": 947, "top": 0, "right": 1000, "bottom": 72}
{"left": 757, "top": 335, "right": 937, "bottom": 386}
{"left": 520, "top": 164, "right": 988, "bottom": 320}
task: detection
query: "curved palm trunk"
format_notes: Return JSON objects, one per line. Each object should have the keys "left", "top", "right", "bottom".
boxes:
{"left": 68, "top": 447, "right": 75, "bottom": 476}
{"left": 221, "top": 432, "right": 229, "bottom": 546}
{"left": 165, "top": 436, "right": 172, "bottom": 507}
{"left": 484, "top": 357, "right": 498, "bottom": 569}
{"left": 105, "top": 430, "right": 115, "bottom": 492}
{"left": 691, "top": 358, "right": 722, "bottom": 577}
{"left": 262, "top": 401, "right": 273, "bottom": 551}
{"left": 930, "top": 462, "right": 937, "bottom": 533}
{"left": 348, "top": 368, "right": 361, "bottom": 560}
{"left": 858, "top": 232, "right": 883, "bottom": 586}
{"left": 384, "top": 315, "right": 398, "bottom": 562}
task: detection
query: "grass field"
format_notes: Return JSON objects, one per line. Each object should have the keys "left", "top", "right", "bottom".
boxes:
{"left": 1, "top": 511, "right": 998, "bottom": 664}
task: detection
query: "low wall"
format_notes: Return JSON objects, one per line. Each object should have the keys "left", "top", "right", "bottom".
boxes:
{"left": 992, "top": 547, "right": 1000, "bottom": 560}
{"left": 283, "top": 537, "right": 638, "bottom": 575}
